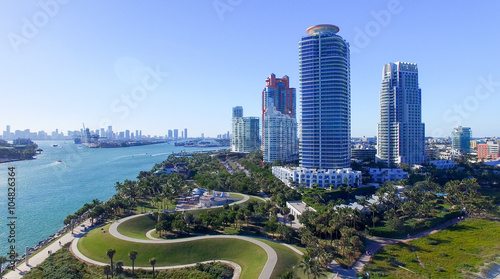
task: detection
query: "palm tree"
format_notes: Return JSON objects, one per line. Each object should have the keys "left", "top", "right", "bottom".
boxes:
{"left": 106, "top": 249, "right": 116, "bottom": 278}
{"left": 299, "top": 255, "right": 314, "bottom": 279}
{"left": 277, "top": 269, "right": 295, "bottom": 279}
{"left": 0, "top": 256, "right": 7, "bottom": 275}
{"left": 369, "top": 203, "right": 379, "bottom": 228}
{"left": 149, "top": 257, "right": 157, "bottom": 279}
{"left": 128, "top": 250, "right": 138, "bottom": 277}
{"left": 299, "top": 255, "right": 325, "bottom": 279}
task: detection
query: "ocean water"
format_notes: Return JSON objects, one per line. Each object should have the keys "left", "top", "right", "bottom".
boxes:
{"left": 0, "top": 140, "right": 225, "bottom": 256}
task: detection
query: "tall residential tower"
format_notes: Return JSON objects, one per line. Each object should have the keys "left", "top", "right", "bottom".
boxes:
{"left": 231, "top": 106, "right": 260, "bottom": 153}
{"left": 262, "top": 74, "right": 298, "bottom": 163}
{"left": 272, "top": 25, "right": 361, "bottom": 188}
{"left": 376, "top": 62, "right": 426, "bottom": 166}
{"left": 299, "top": 24, "right": 351, "bottom": 169}
{"left": 452, "top": 126, "right": 472, "bottom": 155}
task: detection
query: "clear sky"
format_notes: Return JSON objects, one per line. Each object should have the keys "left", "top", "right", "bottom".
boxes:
{"left": 1, "top": 0, "right": 499, "bottom": 138}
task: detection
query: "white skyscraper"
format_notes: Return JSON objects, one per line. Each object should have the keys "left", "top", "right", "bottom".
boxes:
{"left": 231, "top": 106, "right": 260, "bottom": 153}
{"left": 376, "top": 62, "right": 426, "bottom": 166}
{"left": 262, "top": 102, "right": 298, "bottom": 163}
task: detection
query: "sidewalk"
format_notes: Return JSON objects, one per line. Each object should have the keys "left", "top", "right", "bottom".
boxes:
{"left": 4, "top": 219, "right": 93, "bottom": 279}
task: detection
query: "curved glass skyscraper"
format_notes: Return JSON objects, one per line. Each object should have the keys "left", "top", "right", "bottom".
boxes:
{"left": 299, "top": 25, "right": 351, "bottom": 169}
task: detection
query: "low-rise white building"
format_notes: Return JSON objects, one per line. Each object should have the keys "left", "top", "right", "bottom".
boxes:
{"left": 272, "top": 166, "right": 362, "bottom": 188}
{"left": 429, "top": 160, "right": 457, "bottom": 169}
{"left": 369, "top": 168, "right": 408, "bottom": 183}
{"left": 286, "top": 201, "right": 316, "bottom": 219}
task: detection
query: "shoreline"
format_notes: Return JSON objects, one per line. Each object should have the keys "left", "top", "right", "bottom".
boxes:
{"left": 0, "top": 157, "right": 35, "bottom": 164}
{"left": 5, "top": 148, "right": 227, "bottom": 269}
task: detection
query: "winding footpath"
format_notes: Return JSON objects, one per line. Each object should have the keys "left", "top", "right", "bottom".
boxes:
{"left": 71, "top": 213, "right": 277, "bottom": 279}
{"left": 4, "top": 219, "right": 93, "bottom": 279}
{"left": 330, "top": 216, "right": 469, "bottom": 279}
{"left": 4, "top": 193, "right": 290, "bottom": 279}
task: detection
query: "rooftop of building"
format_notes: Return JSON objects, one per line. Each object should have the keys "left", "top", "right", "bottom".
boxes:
{"left": 306, "top": 24, "right": 339, "bottom": 35}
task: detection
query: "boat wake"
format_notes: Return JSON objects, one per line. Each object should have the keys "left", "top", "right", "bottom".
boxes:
{"left": 150, "top": 152, "right": 171, "bottom": 157}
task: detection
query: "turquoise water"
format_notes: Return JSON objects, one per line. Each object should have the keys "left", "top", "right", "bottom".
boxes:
{"left": 0, "top": 140, "right": 225, "bottom": 256}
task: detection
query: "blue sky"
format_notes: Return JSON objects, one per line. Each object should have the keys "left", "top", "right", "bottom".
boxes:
{"left": 1, "top": 0, "right": 499, "bottom": 138}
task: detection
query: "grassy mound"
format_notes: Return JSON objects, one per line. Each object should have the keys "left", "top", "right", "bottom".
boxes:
{"left": 78, "top": 224, "right": 267, "bottom": 279}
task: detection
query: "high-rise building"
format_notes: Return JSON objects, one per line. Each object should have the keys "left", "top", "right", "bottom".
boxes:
{"left": 299, "top": 24, "right": 351, "bottom": 169}
{"left": 173, "top": 129, "right": 179, "bottom": 139}
{"left": 107, "top": 126, "right": 113, "bottom": 140}
{"left": 232, "top": 106, "right": 243, "bottom": 118}
{"left": 231, "top": 106, "right": 260, "bottom": 152}
{"left": 451, "top": 126, "right": 472, "bottom": 155}
{"left": 262, "top": 74, "right": 295, "bottom": 121}
{"left": 263, "top": 103, "right": 298, "bottom": 163}
{"left": 376, "top": 62, "right": 426, "bottom": 166}
{"left": 184, "top": 128, "right": 188, "bottom": 139}
{"left": 125, "top": 130, "right": 130, "bottom": 140}
{"left": 262, "top": 74, "right": 298, "bottom": 163}
{"left": 168, "top": 130, "right": 173, "bottom": 139}
{"left": 272, "top": 25, "right": 361, "bottom": 188}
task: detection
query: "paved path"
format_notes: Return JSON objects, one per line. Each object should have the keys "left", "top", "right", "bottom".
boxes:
{"left": 73, "top": 213, "right": 277, "bottom": 279}
{"left": 329, "top": 216, "right": 468, "bottom": 278}
{"left": 71, "top": 238, "right": 242, "bottom": 278}
{"left": 4, "top": 219, "right": 93, "bottom": 279}
{"left": 4, "top": 193, "right": 251, "bottom": 278}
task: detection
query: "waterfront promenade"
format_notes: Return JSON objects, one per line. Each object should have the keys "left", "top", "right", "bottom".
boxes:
{"left": 4, "top": 219, "right": 92, "bottom": 279}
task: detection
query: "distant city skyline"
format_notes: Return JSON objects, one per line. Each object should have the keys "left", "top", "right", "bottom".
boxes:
{"left": 1, "top": 1, "right": 500, "bottom": 137}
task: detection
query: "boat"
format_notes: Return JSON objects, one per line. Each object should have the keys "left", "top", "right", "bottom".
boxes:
{"left": 52, "top": 144, "right": 59, "bottom": 147}
{"left": 57, "top": 159, "right": 62, "bottom": 163}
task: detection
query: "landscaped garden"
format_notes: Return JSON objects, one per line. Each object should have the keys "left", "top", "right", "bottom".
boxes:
{"left": 78, "top": 224, "right": 268, "bottom": 279}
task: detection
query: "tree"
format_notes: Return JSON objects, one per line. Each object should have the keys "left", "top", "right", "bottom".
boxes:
{"left": 286, "top": 214, "right": 295, "bottom": 226}
{"left": 299, "top": 255, "right": 314, "bottom": 279}
{"left": 299, "top": 255, "right": 325, "bottom": 279}
{"left": 277, "top": 269, "right": 295, "bottom": 279}
{"left": 369, "top": 203, "right": 379, "bottom": 228}
{"left": 0, "top": 256, "right": 7, "bottom": 275}
{"left": 129, "top": 250, "right": 138, "bottom": 277}
{"left": 106, "top": 249, "right": 116, "bottom": 278}
{"left": 115, "top": 260, "right": 124, "bottom": 274}
{"left": 149, "top": 257, "right": 157, "bottom": 279}
{"left": 103, "top": 265, "right": 111, "bottom": 279}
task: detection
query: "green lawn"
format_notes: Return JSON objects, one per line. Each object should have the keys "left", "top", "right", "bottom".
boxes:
{"left": 116, "top": 214, "right": 156, "bottom": 240}
{"left": 228, "top": 193, "right": 245, "bottom": 199}
{"left": 78, "top": 224, "right": 268, "bottom": 279}
{"left": 363, "top": 218, "right": 500, "bottom": 278}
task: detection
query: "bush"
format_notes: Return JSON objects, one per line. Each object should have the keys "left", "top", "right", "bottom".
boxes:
{"left": 427, "top": 239, "right": 439, "bottom": 245}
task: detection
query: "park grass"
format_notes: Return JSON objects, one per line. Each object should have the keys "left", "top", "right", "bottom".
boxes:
{"left": 116, "top": 214, "right": 156, "bottom": 240}
{"left": 78, "top": 224, "right": 267, "bottom": 279}
{"left": 363, "top": 218, "right": 500, "bottom": 278}
{"left": 228, "top": 193, "right": 245, "bottom": 199}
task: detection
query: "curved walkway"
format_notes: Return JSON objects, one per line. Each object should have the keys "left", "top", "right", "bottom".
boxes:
{"left": 330, "top": 216, "right": 469, "bottom": 278}
{"left": 70, "top": 239, "right": 242, "bottom": 278}
{"left": 75, "top": 213, "right": 277, "bottom": 279}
